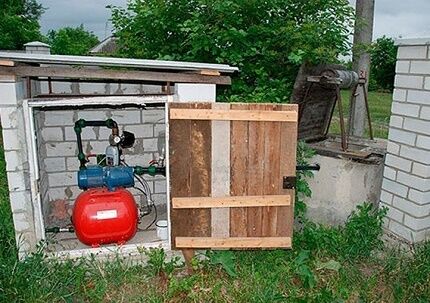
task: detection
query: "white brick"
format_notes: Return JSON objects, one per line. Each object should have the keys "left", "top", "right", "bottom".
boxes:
{"left": 388, "top": 220, "right": 414, "bottom": 242}
{"left": 393, "top": 196, "right": 430, "bottom": 218}
{"left": 400, "top": 145, "right": 430, "bottom": 164}
{"left": 424, "top": 77, "right": 430, "bottom": 90}
{"left": 387, "top": 142, "right": 400, "bottom": 155}
{"left": 5, "top": 150, "right": 24, "bottom": 171}
{"left": 397, "top": 171, "right": 430, "bottom": 191}
{"left": 403, "top": 117, "right": 430, "bottom": 135}
{"left": 123, "top": 153, "right": 154, "bottom": 166}
{"left": 46, "top": 142, "right": 76, "bottom": 157}
{"left": 154, "top": 124, "right": 166, "bottom": 137}
{"left": 64, "top": 126, "right": 96, "bottom": 141}
{"left": 44, "top": 157, "right": 66, "bottom": 172}
{"left": 397, "top": 45, "right": 427, "bottom": 59}
{"left": 382, "top": 178, "right": 409, "bottom": 198}
{"left": 409, "top": 189, "right": 430, "bottom": 205}
{"left": 142, "top": 109, "right": 165, "bottom": 124}
{"left": 420, "top": 106, "right": 430, "bottom": 120}
{"left": 9, "top": 191, "right": 31, "bottom": 213}
{"left": 151, "top": 193, "right": 167, "bottom": 205}
{"left": 416, "top": 135, "right": 430, "bottom": 150}
{"left": 7, "top": 171, "right": 26, "bottom": 191}
{"left": 385, "top": 205, "right": 404, "bottom": 222}
{"left": 380, "top": 189, "right": 394, "bottom": 204}
{"left": 41, "top": 127, "right": 63, "bottom": 142}
{"left": 0, "top": 107, "right": 18, "bottom": 128}
{"left": 391, "top": 102, "right": 420, "bottom": 118}
{"left": 111, "top": 110, "right": 141, "bottom": 124}
{"left": 48, "top": 187, "right": 69, "bottom": 201}
{"left": 77, "top": 110, "right": 109, "bottom": 121}
{"left": 154, "top": 179, "right": 167, "bottom": 193}
{"left": 410, "top": 61, "right": 430, "bottom": 74}
{"left": 393, "top": 89, "right": 407, "bottom": 102}
{"left": 389, "top": 115, "right": 403, "bottom": 128}
{"left": 407, "top": 90, "right": 430, "bottom": 105}
{"left": 12, "top": 213, "right": 30, "bottom": 232}
{"left": 404, "top": 214, "right": 430, "bottom": 231}
{"left": 388, "top": 128, "right": 416, "bottom": 145}
{"left": 66, "top": 157, "right": 80, "bottom": 171}
{"left": 2, "top": 129, "right": 21, "bottom": 150}
{"left": 383, "top": 166, "right": 397, "bottom": 180}
{"left": 87, "top": 141, "right": 110, "bottom": 153}
{"left": 395, "top": 75, "right": 423, "bottom": 89}
{"left": 412, "top": 162, "right": 430, "bottom": 178}
{"left": 48, "top": 172, "right": 76, "bottom": 187}
{"left": 142, "top": 138, "right": 158, "bottom": 152}
{"left": 396, "top": 61, "right": 410, "bottom": 73}
{"left": 0, "top": 82, "right": 18, "bottom": 105}
{"left": 385, "top": 154, "right": 412, "bottom": 172}
{"left": 44, "top": 111, "right": 75, "bottom": 126}
{"left": 124, "top": 124, "right": 153, "bottom": 138}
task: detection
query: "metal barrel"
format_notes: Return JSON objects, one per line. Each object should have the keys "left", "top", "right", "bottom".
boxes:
{"left": 335, "top": 70, "right": 359, "bottom": 89}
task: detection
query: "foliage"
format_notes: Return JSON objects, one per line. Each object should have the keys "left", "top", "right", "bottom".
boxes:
{"left": 110, "top": 0, "right": 354, "bottom": 102}
{"left": 295, "top": 141, "right": 316, "bottom": 219}
{"left": 369, "top": 36, "right": 397, "bottom": 91}
{"left": 206, "top": 250, "right": 237, "bottom": 277}
{"left": 0, "top": 0, "right": 44, "bottom": 50}
{"left": 47, "top": 25, "right": 99, "bottom": 55}
{"left": 144, "top": 247, "right": 183, "bottom": 276}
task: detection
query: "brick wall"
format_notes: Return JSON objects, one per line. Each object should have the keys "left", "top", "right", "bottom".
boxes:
{"left": 35, "top": 107, "right": 167, "bottom": 227}
{"left": 380, "top": 38, "right": 430, "bottom": 243}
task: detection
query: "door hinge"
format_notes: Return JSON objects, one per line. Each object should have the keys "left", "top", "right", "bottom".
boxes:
{"left": 283, "top": 176, "right": 296, "bottom": 189}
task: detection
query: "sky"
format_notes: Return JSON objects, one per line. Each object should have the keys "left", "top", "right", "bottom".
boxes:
{"left": 39, "top": 0, "right": 430, "bottom": 41}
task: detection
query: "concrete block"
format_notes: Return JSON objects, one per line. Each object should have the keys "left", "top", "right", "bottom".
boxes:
{"left": 46, "top": 142, "right": 76, "bottom": 157}
{"left": 154, "top": 124, "right": 166, "bottom": 137}
{"left": 387, "top": 142, "right": 400, "bottom": 155}
{"left": 383, "top": 166, "right": 397, "bottom": 180}
{"left": 122, "top": 153, "right": 154, "bottom": 166}
{"left": 151, "top": 193, "right": 167, "bottom": 205}
{"left": 385, "top": 205, "right": 404, "bottom": 223}
{"left": 9, "top": 191, "right": 31, "bottom": 213}
{"left": 380, "top": 189, "right": 394, "bottom": 204}
{"left": 420, "top": 106, "right": 430, "bottom": 120}
{"left": 7, "top": 171, "right": 26, "bottom": 191}
{"left": 44, "top": 111, "right": 75, "bottom": 126}
{"left": 388, "top": 220, "right": 414, "bottom": 242}
{"left": 66, "top": 157, "right": 80, "bottom": 171}
{"left": 397, "top": 45, "right": 427, "bottom": 59}
{"left": 76, "top": 110, "right": 110, "bottom": 121}
{"left": 393, "top": 196, "right": 430, "bottom": 218}
{"left": 407, "top": 90, "right": 430, "bottom": 105}
{"left": 12, "top": 213, "right": 30, "bottom": 232}
{"left": 64, "top": 126, "right": 96, "bottom": 141}
{"left": 397, "top": 171, "right": 430, "bottom": 191}
{"left": 396, "top": 61, "right": 410, "bottom": 73}
{"left": 0, "top": 82, "right": 18, "bottom": 105}
{"left": 142, "top": 138, "right": 158, "bottom": 152}
{"left": 48, "top": 187, "right": 69, "bottom": 201}
{"left": 393, "top": 89, "right": 407, "bottom": 102}
{"left": 409, "top": 189, "right": 430, "bottom": 205}
{"left": 111, "top": 110, "right": 141, "bottom": 124}
{"left": 389, "top": 115, "right": 403, "bottom": 128}
{"left": 142, "top": 109, "right": 165, "bottom": 124}
{"left": 400, "top": 145, "right": 430, "bottom": 164}
{"left": 385, "top": 154, "right": 412, "bottom": 172}
{"left": 124, "top": 124, "right": 153, "bottom": 138}
{"left": 403, "top": 118, "right": 430, "bottom": 135}
{"left": 388, "top": 128, "right": 416, "bottom": 145}
{"left": 404, "top": 214, "right": 430, "bottom": 231}
{"left": 44, "top": 157, "right": 66, "bottom": 172}
{"left": 5, "top": 150, "right": 24, "bottom": 171}
{"left": 48, "top": 172, "right": 76, "bottom": 187}
{"left": 424, "top": 77, "right": 430, "bottom": 90}
{"left": 395, "top": 75, "right": 423, "bottom": 89}
{"left": 412, "top": 162, "right": 430, "bottom": 178}
{"left": 391, "top": 102, "right": 420, "bottom": 118}
{"left": 86, "top": 141, "right": 110, "bottom": 153}
{"left": 41, "top": 127, "right": 64, "bottom": 142}
{"left": 154, "top": 179, "right": 167, "bottom": 194}
{"left": 410, "top": 61, "right": 430, "bottom": 74}
{"left": 0, "top": 107, "right": 18, "bottom": 129}
{"left": 2, "top": 129, "right": 21, "bottom": 150}
{"left": 416, "top": 135, "right": 430, "bottom": 150}
{"left": 382, "top": 178, "right": 409, "bottom": 198}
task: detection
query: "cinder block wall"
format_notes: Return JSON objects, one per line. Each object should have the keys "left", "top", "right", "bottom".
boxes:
{"left": 380, "top": 38, "right": 430, "bottom": 243}
{"left": 35, "top": 107, "right": 167, "bottom": 227}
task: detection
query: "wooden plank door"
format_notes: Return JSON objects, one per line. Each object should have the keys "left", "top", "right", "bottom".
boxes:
{"left": 168, "top": 102, "right": 298, "bottom": 250}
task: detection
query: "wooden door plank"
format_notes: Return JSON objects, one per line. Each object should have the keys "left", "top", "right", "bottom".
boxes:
{"left": 189, "top": 102, "right": 212, "bottom": 237}
{"left": 230, "top": 103, "right": 249, "bottom": 237}
{"left": 262, "top": 104, "right": 281, "bottom": 236}
{"left": 247, "top": 104, "right": 265, "bottom": 237}
{"left": 276, "top": 104, "right": 298, "bottom": 237}
{"left": 172, "top": 195, "right": 291, "bottom": 209}
{"left": 176, "top": 237, "right": 292, "bottom": 248}
{"left": 170, "top": 108, "right": 298, "bottom": 122}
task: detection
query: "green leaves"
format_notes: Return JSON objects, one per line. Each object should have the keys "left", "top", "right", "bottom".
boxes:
{"left": 207, "top": 251, "right": 237, "bottom": 277}
{"left": 47, "top": 25, "right": 99, "bottom": 55}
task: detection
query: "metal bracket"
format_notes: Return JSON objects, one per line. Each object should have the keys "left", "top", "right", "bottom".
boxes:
{"left": 283, "top": 176, "right": 296, "bottom": 189}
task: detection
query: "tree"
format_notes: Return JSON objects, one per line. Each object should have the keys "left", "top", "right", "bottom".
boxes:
{"left": 369, "top": 36, "right": 397, "bottom": 91}
{"left": 0, "top": 0, "right": 44, "bottom": 50}
{"left": 110, "top": 0, "right": 354, "bottom": 102}
{"left": 47, "top": 25, "right": 99, "bottom": 55}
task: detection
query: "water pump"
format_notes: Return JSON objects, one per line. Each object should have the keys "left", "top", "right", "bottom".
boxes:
{"left": 71, "top": 118, "right": 165, "bottom": 247}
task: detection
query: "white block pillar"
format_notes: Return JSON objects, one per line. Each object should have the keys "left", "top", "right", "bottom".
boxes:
{"left": 174, "top": 83, "right": 216, "bottom": 102}
{"left": 380, "top": 38, "right": 430, "bottom": 243}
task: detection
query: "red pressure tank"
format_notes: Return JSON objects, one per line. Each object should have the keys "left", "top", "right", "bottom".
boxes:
{"left": 72, "top": 188, "right": 138, "bottom": 246}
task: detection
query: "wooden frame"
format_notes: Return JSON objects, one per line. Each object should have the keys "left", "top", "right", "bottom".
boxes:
{"left": 176, "top": 237, "right": 292, "bottom": 248}
{"left": 170, "top": 108, "right": 298, "bottom": 122}
{"left": 172, "top": 195, "right": 291, "bottom": 209}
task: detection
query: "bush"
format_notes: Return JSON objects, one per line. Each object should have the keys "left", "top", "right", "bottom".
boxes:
{"left": 369, "top": 36, "right": 397, "bottom": 91}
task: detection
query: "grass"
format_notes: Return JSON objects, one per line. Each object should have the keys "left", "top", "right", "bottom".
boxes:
{"left": 1, "top": 135, "right": 430, "bottom": 302}
{"left": 329, "top": 89, "right": 393, "bottom": 139}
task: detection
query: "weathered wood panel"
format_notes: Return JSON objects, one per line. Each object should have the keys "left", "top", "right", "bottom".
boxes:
{"left": 172, "top": 195, "right": 291, "bottom": 209}
{"left": 176, "top": 237, "right": 291, "bottom": 248}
